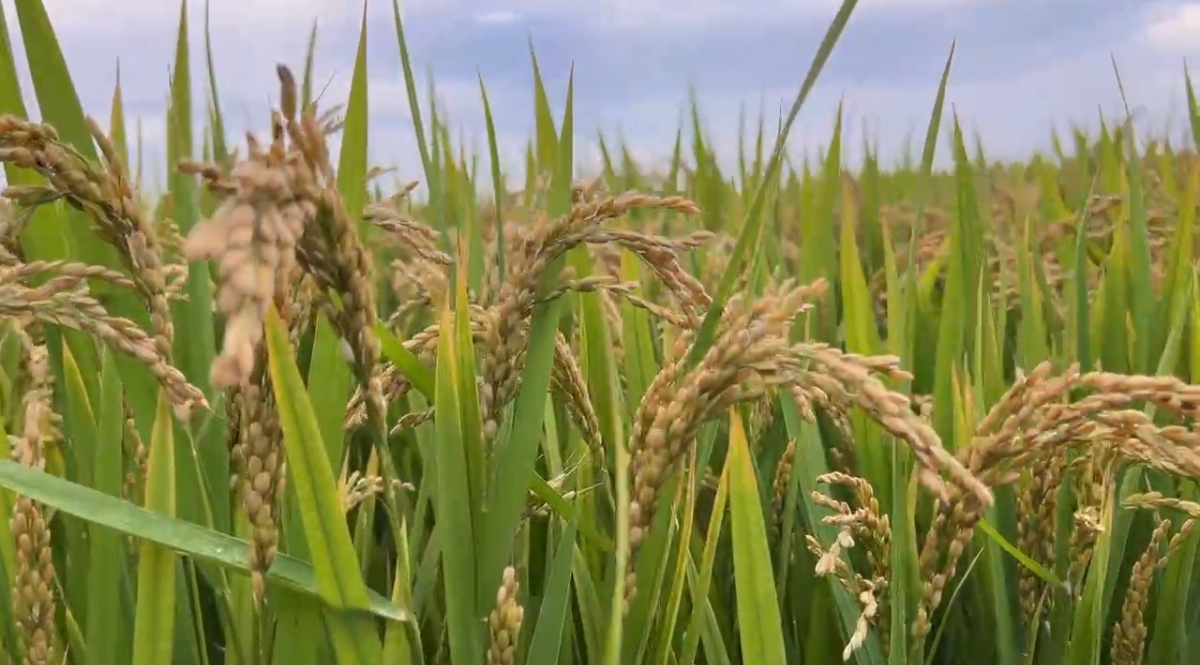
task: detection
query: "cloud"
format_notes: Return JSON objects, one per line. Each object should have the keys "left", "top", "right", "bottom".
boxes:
{"left": 474, "top": 11, "right": 519, "bottom": 25}
{"left": 1, "top": 0, "right": 1198, "bottom": 194}
{"left": 1145, "top": 2, "right": 1200, "bottom": 51}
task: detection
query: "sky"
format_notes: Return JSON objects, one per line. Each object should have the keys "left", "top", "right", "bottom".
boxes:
{"left": 1, "top": 0, "right": 1198, "bottom": 192}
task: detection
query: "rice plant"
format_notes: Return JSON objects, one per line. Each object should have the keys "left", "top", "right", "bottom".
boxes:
{"left": 1, "top": 0, "right": 1199, "bottom": 664}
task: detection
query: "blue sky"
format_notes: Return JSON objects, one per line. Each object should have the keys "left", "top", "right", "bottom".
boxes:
{"left": 1, "top": 0, "right": 1197, "bottom": 191}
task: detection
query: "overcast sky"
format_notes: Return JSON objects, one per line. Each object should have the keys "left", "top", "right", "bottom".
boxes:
{"left": 1, "top": 0, "right": 1197, "bottom": 190}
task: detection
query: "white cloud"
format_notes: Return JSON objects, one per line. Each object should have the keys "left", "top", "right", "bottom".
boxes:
{"left": 22, "top": 0, "right": 347, "bottom": 35}
{"left": 471, "top": 0, "right": 980, "bottom": 29}
{"left": 1144, "top": 3, "right": 1200, "bottom": 52}
{"left": 475, "top": 11, "right": 519, "bottom": 24}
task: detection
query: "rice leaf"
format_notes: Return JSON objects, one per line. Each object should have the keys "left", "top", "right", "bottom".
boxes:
{"left": 727, "top": 408, "right": 787, "bottom": 664}
{"left": 131, "top": 391, "right": 178, "bottom": 665}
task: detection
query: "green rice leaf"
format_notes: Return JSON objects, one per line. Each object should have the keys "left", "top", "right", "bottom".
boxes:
{"left": 726, "top": 409, "right": 787, "bottom": 664}
{"left": 131, "top": 391, "right": 178, "bottom": 665}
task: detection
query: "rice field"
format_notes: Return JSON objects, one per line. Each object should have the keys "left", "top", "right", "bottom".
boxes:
{"left": 1, "top": 0, "right": 1199, "bottom": 664}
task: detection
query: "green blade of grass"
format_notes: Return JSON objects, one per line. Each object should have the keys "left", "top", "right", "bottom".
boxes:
{"left": 524, "top": 521, "right": 579, "bottom": 664}
{"left": 678, "top": 439, "right": 732, "bottom": 665}
{"left": 619, "top": 472, "right": 681, "bottom": 665}
{"left": 888, "top": 444, "right": 919, "bottom": 665}
{"left": 1065, "top": 480, "right": 1118, "bottom": 665}
{"left": 84, "top": 351, "right": 130, "bottom": 664}
{"left": 480, "top": 296, "right": 569, "bottom": 572}
{"left": 389, "top": 0, "right": 442, "bottom": 243}
{"left": 727, "top": 408, "right": 788, "bottom": 664}
{"left": 899, "top": 41, "right": 956, "bottom": 383}
{"left": 307, "top": 314, "right": 355, "bottom": 473}
{"left": 432, "top": 299, "right": 481, "bottom": 664}
{"left": 265, "top": 305, "right": 371, "bottom": 612}
{"left": 801, "top": 105, "right": 842, "bottom": 342}
{"left": 650, "top": 460, "right": 701, "bottom": 665}
{"left": 109, "top": 61, "right": 129, "bottom": 167}
{"left": 527, "top": 471, "right": 613, "bottom": 551}
{"left": 202, "top": 0, "right": 228, "bottom": 165}
{"left": 380, "top": 532, "right": 420, "bottom": 665}
{"left": 0, "top": 453, "right": 410, "bottom": 623}
{"left": 974, "top": 518, "right": 1062, "bottom": 587}
{"left": 300, "top": 19, "right": 319, "bottom": 109}
{"left": 374, "top": 323, "right": 434, "bottom": 401}
{"left": 167, "top": 0, "right": 227, "bottom": 544}
{"left": 478, "top": 74, "right": 508, "bottom": 278}
{"left": 686, "top": 0, "right": 860, "bottom": 367}
{"left": 337, "top": 2, "right": 370, "bottom": 226}
{"left": 529, "top": 44, "right": 558, "bottom": 173}
{"left": 450, "top": 251, "right": 488, "bottom": 619}
{"left": 131, "top": 391, "right": 178, "bottom": 665}
{"left": 280, "top": 315, "right": 349, "bottom": 665}
{"left": 479, "top": 56, "right": 582, "bottom": 634}
{"left": 920, "top": 42, "right": 955, "bottom": 177}
{"left": 57, "top": 338, "right": 97, "bottom": 612}
{"left": 1111, "top": 60, "right": 1155, "bottom": 374}
{"left": 1155, "top": 156, "right": 1198, "bottom": 353}
{"left": 263, "top": 306, "right": 384, "bottom": 664}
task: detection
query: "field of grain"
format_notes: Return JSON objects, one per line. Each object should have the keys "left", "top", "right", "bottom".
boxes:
{"left": 1, "top": 1, "right": 1199, "bottom": 664}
